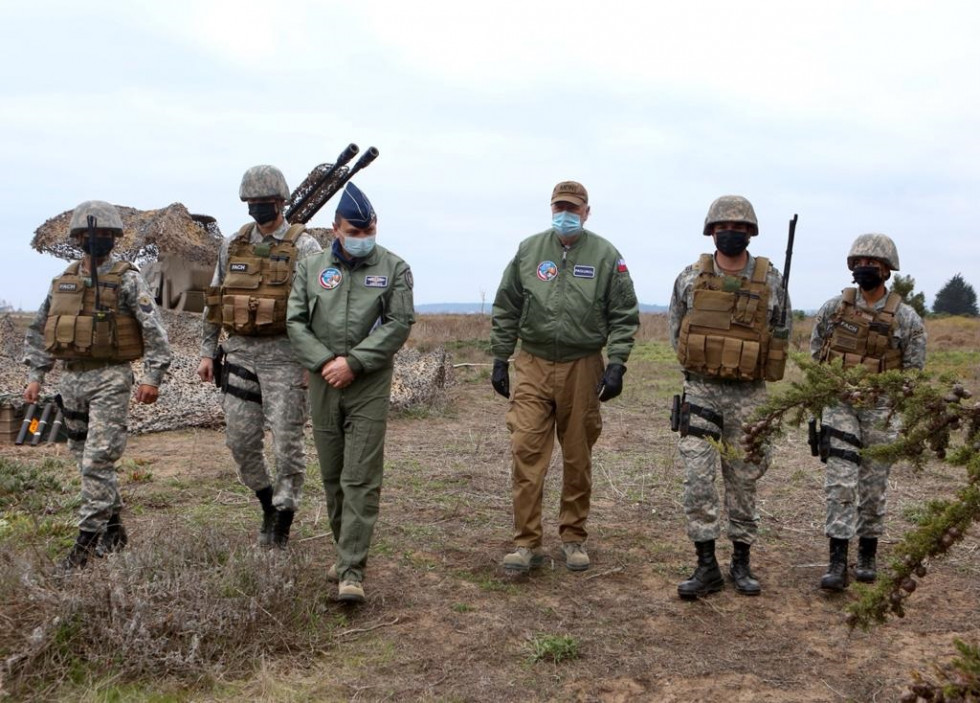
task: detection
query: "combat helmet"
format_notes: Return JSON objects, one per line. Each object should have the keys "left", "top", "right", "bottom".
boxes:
{"left": 847, "top": 233, "right": 900, "bottom": 271}
{"left": 239, "top": 165, "right": 290, "bottom": 201}
{"left": 703, "top": 195, "right": 758, "bottom": 236}
{"left": 68, "top": 200, "right": 123, "bottom": 235}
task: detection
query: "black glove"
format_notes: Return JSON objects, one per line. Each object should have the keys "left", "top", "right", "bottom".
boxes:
{"left": 597, "top": 363, "right": 626, "bottom": 402}
{"left": 491, "top": 359, "right": 510, "bottom": 398}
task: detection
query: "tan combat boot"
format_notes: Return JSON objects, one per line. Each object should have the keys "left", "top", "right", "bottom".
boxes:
{"left": 502, "top": 546, "right": 544, "bottom": 574}
{"left": 561, "top": 542, "right": 590, "bottom": 571}
{"left": 338, "top": 579, "right": 365, "bottom": 603}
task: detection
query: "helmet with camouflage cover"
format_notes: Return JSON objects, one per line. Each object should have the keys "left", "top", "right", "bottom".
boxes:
{"left": 703, "top": 195, "right": 758, "bottom": 236}
{"left": 847, "top": 233, "right": 900, "bottom": 271}
{"left": 68, "top": 200, "right": 124, "bottom": 236}
{"left": 239, "top": 165, "right": 290, "bottom": 201}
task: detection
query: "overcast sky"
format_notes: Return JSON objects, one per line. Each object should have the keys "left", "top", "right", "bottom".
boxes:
{"left": 2, "top": 0, "right": 977, "bottom": 312}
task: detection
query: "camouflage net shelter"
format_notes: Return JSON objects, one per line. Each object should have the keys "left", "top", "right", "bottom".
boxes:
{"left": 0, "top": 311, "right": 453, "bottom": 435}
{"left": 31, "top": 203, "right": 223, "bottom": 267}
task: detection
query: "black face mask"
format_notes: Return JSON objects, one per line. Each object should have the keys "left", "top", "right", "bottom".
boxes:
{"left": 248, "top": 202, "right": 279, "bottom": 225}
{"left": 715, "top": 230, "right": 750, "bottom": 257}
{"left": 81, "top": 236, "right": 115, "bottom": 258}
{"left": 852, "top": 265, "right": 884, "bottom": 291}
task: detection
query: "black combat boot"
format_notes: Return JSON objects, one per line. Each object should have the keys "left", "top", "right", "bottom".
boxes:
{"left": 95, "top": 512, "right": 129, "bottom": 557}
{"left": 820, "top": 538, "right": 850, "bottom": 591}
{"left": 730, "top": 541, "right": 761, "bottom": 596}
{"left": 273, "top": 509, "right": 294, "bottom": 550}
{"left": 855, "top": 536, "right": 878, "bottom": 583}
{"left": 256, "top": 486, "right": 276, "bottom": 547}
{"left": 62, "top": 530, "right": 100, "bottom": 570}
{"left": 678, "top": 540, "right": 725, "bottom": 600}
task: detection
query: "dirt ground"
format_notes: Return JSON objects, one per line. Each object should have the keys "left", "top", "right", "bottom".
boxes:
{"left": 13, "top": 358, "right": 977, "bottom": 702}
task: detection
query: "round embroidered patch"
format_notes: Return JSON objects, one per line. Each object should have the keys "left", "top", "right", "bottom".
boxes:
{"left": 319, "top": 267, "right": 343, "bottom": 290}
{"left": 536, "top": 261, "right": 558, "bottom": 282}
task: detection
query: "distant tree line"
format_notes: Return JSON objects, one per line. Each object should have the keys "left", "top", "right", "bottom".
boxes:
{"left": 892, "top": 273, "right": 977, "bottom": 317}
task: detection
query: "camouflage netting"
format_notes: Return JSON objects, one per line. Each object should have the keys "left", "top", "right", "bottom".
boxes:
{"left": 31, "top": 203, "right": 223, "bottom": 267}
{"left": 0, "top": 311, "right": 453, "bottom": 434}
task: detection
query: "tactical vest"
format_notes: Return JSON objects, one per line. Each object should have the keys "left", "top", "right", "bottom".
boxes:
{"left": 43, "top": 261, "right": 144, "bottom": 361}
{"left": 205, "top": 224, "right": 305, "bottom": 336}
{"left": 819, "top": 288, "right": 902, "bottom": 372}
{"left": 676, "top": 255, "right": 787, "bottom": 382}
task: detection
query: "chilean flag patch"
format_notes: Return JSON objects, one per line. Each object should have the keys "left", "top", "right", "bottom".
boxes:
{"left": 616, "top": 258, "right": 628, "bottom": 273}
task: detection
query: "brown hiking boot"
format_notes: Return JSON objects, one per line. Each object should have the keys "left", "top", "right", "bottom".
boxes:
{"left": 338, "top": 579, "right": 365, "bottom": 603}
{"left": 502, "top": 546, "right": 544, "bottom": 574}
{"left": 561, "top": 542, "right": 590, "bottom": 572}
{"left": 327, "top": 564, "right": 339, "bottom": 583}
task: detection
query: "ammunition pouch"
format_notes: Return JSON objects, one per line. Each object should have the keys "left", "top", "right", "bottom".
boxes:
{"left": 820, "top": 289, "right": 903, "bottom": 373}
{"left": 44, "top": 262, "right": 144, "bottom": 361}
{"left": 209, "top": 224, "right": 304, "bottom": 337}
{"left": 676, "top": 255, "right": 785, "bottom": 381}
{"left": 818, "top": 424, "right": 862, "bottom": 465}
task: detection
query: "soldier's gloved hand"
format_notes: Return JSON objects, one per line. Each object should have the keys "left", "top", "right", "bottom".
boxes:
{"left": 597, "top": 363, "right": 626, "bottom": 402}
{"left": 491, "top": 359, "right": 510, "bottom": 398}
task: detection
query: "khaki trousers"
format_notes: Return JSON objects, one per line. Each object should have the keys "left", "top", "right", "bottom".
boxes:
{"left": 506, "top": 350, "right": 603, "bottom": 547}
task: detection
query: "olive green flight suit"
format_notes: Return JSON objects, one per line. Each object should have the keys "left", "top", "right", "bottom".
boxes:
{"left": 287, "top": 241, "right": 414, "bottom": 583}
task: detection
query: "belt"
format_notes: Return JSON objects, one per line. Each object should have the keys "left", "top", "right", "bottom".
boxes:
{"left": 64, "top": 359, "right": 126, "bottom": 372}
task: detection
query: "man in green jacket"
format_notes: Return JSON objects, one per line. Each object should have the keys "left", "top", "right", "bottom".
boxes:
{"left": 286, "top": 183, "right": 415, "bottom": 603}
{"left": 491, "top": 180, "right": 639, "bottom": 574}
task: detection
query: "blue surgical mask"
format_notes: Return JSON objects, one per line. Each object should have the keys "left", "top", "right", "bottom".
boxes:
{"left": 552, "top": 211, "right": 582, "bottom": 236}
{"left": 343, "top": 234, "right": 376, "bottom": 258}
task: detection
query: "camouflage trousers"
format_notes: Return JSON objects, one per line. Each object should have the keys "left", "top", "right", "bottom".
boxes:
{"left": 822, "top": 401, "right": 897, "bottom": 539}
{"left": 308, "top": 367, "right": 394, "bottom": 584}
{"left": 678, "top": 376, "right": 770, "bottom": 545}
{"left": 222, "top": 345, "right": 308, "bottom": 512}
{"left": 61, "top": 363, "right": 132, "bottom": 532}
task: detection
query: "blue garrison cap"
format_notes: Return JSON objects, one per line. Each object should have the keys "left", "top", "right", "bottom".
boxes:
{"left": 336, "top": 182, "right": 376, "bottom": 228}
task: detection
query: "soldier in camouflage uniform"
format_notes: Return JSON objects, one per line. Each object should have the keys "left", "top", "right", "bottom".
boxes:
{"left": 23, "top": 200, "right": 172, "bottom": 569}
{"left": 197, "top": 165, "right": 321, "bottom": 549}
{"left": 669, "top": 195, "right": 791, "bottom": 599}
{"left": 810, "top": 233, "right": 926, "bottom": 591}
{"left": 287, "top": 182, "right": 415, "bottom": 604}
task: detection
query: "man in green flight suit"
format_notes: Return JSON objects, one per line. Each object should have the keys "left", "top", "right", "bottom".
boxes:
{"left": 287, "top": 182, "right": 415, "bottom": 603}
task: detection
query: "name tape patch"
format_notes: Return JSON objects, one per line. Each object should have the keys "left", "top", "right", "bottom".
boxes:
{"left": 58, "top": 282, "right": 79, "bottom": 292}
{"left": 572, "top": 265, "right": 595, "bottom": 279}
{"left": 364, "top": 275, "right": 389, "bottom": 288}
{"left": 230, "top": 263, "right": 249, "bottom": 272}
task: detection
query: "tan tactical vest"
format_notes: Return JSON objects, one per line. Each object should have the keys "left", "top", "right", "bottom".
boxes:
{"left": 819, "top": 288, "right": 902, "bottom": 372}
{"left": 205, "top": 224, "right": 305, "bottom": 336}
{"left": 676, "top": 254, "right": 787, "bottom": 381}
{"left": 43, "top": 261, "right": 144, "bottom": 361}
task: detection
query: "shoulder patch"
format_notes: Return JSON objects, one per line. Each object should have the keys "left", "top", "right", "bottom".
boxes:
{"left": 616, "top": 258, "right": 629, "bottom": 273}
{"left": 405, "top": 268, "right": 414, "bottom": 289}
{"left": 139, "top": 294, "right": 155, "bottom": 314}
